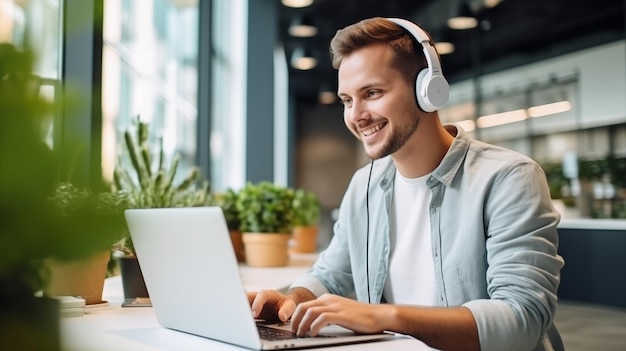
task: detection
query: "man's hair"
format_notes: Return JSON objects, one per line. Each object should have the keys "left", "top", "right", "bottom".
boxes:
{"left": 329, "top": 17, "right": 432, "bottom": 85}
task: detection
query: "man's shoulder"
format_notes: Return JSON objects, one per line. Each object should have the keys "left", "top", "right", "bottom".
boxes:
{"left": 467, "top": 138, "right": 536, "bottom": 166}
{"left": 444, "top": 124, "right": 538, "bottom": 173}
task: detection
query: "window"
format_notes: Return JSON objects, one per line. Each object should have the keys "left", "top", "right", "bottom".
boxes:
{"left": 0, "top": 0, "right": 63, "bottom": 147}
{"left": 102, "top": 0, "right": 199, "bottom": 183}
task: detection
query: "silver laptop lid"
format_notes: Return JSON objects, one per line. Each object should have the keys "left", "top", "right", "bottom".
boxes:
{"left": 125, "top": 207, "right": 393, "bottom": 350}
{"left": 125, "top": 207, "right": 263, "bottom": 350}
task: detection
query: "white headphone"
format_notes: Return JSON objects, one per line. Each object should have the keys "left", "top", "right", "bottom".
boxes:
{"left": 386, "top": 18, "right": 450, "bottom": 112}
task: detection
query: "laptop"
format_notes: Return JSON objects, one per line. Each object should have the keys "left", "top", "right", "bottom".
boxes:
{"left": 124, "top": 207, "right": 394, "bottom": 350}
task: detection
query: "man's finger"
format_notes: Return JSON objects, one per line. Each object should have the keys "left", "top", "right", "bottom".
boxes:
{"left": 246, "top": 291, "right": 257, "bottom": 305}
{"left": 277, "top": 298, "right": 296, "bottom": 322}
{"left": 290, "top": 299, "right": 317, "bottom": 334}
{"left": 250, "top": 290, "right": 270, "bottom": 318}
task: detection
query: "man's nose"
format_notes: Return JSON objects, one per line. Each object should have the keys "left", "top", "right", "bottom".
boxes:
{"left": 347, "top": 100, "right": 370, "bottom": 123}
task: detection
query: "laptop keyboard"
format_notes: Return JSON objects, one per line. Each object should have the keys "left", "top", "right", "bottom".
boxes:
{"left": 257, "top": 325, "right": 300, "bottom": 340}
{"left": 257, "top": 325, "right": 339, "bottom": 341}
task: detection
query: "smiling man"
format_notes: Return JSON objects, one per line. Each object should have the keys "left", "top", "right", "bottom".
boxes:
{"left": 248, "top": 17, "right": 564, "bottom": 351}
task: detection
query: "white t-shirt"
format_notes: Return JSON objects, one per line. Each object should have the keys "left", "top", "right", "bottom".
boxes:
{"left": 383, "top": 170, "right": 438, "bottom": 306}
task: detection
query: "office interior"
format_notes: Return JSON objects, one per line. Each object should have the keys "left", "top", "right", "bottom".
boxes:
{"left": 2, "top": 0, "right": 625, "bottom": 349}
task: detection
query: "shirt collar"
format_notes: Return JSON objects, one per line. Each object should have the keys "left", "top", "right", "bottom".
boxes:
{"left": 429, "top": 124, "right": 471, "bottom": 187}
{"left": 378, "top": 124, "right": 471, "bottom": 190}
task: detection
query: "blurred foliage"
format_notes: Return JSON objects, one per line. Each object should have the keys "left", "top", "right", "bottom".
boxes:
{"left": 541, "top": 162, "right": 567, "bottom": 200}
{"left": 0, "top": 44, "right": 127, "bottom": 298}
{"left": 213, "top": 188, "right": 240, "bottom": 231}
{"left": 47, "top": 183, "right": 127, "bottom": 255}
{"left": 576, "top": 155, "right": 626, "bottom": 187}
{"left": 546, "top": 155, "right": 626, "bottom": 219}
{"left": 578, "top": 157, "right": 608, "bottom": 181}
{"left": 606, "top": 155, "right": 626, "bottom": 189}
{"left": 292, "top": 188, "right": 321, "bottom": 227}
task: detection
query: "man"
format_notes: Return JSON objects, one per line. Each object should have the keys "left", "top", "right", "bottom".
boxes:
{"left": 249, "top": 17, "right": 564, "bottom": 351}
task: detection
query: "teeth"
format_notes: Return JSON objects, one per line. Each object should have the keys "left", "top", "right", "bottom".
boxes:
{"left": 362, "top": 124, "right": 382, "bottom": 136}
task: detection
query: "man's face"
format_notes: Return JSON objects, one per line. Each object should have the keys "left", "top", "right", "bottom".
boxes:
{"left": 337, "top": 42, "right": 421, "bottom": 160}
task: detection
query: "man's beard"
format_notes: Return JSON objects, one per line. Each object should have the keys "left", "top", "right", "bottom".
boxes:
{"left": 366, "top": 115, "right": 419, "bottom": 160}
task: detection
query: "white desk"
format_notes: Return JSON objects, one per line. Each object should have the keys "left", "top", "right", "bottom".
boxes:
{"left": 60, "top": 254, "right": 433, "bottom": 350}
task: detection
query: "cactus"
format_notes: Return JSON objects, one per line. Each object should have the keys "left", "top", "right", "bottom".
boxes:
{"left": 112, "top": 116, "right": 212, "bottom": 255}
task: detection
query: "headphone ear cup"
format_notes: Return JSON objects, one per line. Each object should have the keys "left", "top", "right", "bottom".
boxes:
{"left": 387, "top": 18, "right": 450, "bottom": 112}
{"left": 415, "top": 69, "right": 449, "bottom": 112}
{"left": 415, "top": 68, "right": 430, "bottom": 112}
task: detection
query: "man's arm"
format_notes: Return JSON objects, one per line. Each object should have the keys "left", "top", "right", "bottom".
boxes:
{"left": 290, "top": 294, "right": 479, "bottom": 351}
{"left": 286, "top": 287, "right": 317, "bottom": 305}
{"left": 383, "top": 304, "right": 479, "bottom": 351}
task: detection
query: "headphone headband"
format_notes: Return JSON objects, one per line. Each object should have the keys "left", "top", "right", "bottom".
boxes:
{"left": 386, "top": 18, "right": 449, "bottom": 112}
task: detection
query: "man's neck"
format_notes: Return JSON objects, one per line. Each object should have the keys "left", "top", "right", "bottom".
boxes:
{"left": 392, "top": 118, "right": 454, "bottom": 178}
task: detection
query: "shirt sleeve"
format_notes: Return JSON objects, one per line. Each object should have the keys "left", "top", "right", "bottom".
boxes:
{"left": 290, "top": 214, "right": 358, "bottom": 297}
{"left": 289, "top": 171, "right": 368, "bottom": 298}
{"left": 464, "top": 161, "right": 564, "bottom": 351}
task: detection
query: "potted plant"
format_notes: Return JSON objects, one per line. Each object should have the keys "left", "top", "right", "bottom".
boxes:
{"left": 0, "top": 43, "right": 126, "bottom": 350}
{"left": 43, "top": 183, "right": 126, "bottom": 305}
{"left": 213, "top": 188, "right": 245, "bottom": 262}
{"left": 290, "top": 189, "right": 321, "bottom": 253}
{"left": 235, "top": 181, "right": 296, "bottom": 267}
{"left": 111, "top": 116, "right": 212, "bottom": 302}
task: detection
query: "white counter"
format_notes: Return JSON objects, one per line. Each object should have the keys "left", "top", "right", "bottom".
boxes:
{"left": 558, "top": 218, "right": 626, "bottom": 230}
{"left": 60, "top": 253, "right": 434, "bottom": 351}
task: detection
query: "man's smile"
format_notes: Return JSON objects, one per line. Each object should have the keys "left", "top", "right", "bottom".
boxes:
{"left": 360, "top": 122, "right": 387, "bottom": 137}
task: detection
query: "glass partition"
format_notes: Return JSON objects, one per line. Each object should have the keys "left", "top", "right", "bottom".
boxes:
{"left": 102, "top": 0, "right": 199, "bottom": 183}
{"left": 0, "top": 0, "right": 63, "bottom": 147}
{"left": 0, "top": 0, "right": 62, "bottom": 78}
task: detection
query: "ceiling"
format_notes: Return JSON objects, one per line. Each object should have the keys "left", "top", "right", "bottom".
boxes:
{"left": 278, "top": 0, "right": 625, "bottom": 104}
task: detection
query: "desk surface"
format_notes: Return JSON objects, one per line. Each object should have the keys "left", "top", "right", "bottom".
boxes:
{"left": 60, "top": 254, "right": 434, "bottom": 350}
{"left": 558, "top": 218, "right": 626, "bottom": 230}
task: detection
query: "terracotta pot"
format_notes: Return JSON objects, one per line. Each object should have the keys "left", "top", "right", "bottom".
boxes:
{"left": 242, "top": 232, "right": 290, "bottom": 267}
{"left": 44, "top": 249, "right": 110, "bottom": 305}
{"left": 229, "top": 230, "right": 246, "bottom": 262}
{"left": 290, "top": 225, "right": 318, "bottom": 253}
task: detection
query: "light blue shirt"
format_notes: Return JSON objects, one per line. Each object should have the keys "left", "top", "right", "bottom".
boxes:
{"left": 291, "top": 125, "right": 565, "bottom": 351}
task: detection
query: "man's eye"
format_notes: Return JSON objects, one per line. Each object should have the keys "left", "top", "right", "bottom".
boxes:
{"left": 367, "top": 90, "right": 379, "bottom": 97}
{"left": 341, "top": 98, "right": 352, "bottom": 106}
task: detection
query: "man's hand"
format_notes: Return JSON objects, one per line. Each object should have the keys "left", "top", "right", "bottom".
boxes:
{"left": 248, "top": 290, "right": 297, "bottom": 322}
{"left": 248, "top": 287, "right": 317, "bottom": 322}
{"left": 290, "top": 294, "right": 388, "bottom": 337}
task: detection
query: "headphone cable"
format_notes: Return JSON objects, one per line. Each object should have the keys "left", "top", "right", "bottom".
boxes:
{"left": 365, "top": 159, "right": 374, "bottom": 304}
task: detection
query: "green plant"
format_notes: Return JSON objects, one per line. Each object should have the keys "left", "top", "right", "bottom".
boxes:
{"left": 235, "top": 182, "right": 295, "bottom": 234}
{"left": 213, "top": 188, "right": 240, "bottom": 231}
{"left": 112, "top": 116, "right": 212, "bottom": 208}
{"left": 541, "top": 162, "right": 566, "bottom": 200}
{"left": 112, "top": 117, "right": 212, "bottom": 255}
{"left": 578, "top": 157, "right": 607, "bottom": 181}
{"left": 49, "top": 183, "right": 127, "bottom": 250}
{"left": 292, "top": 189, "right": 321, "bottom": 227}
{"left": 0, "top": 43, "right": 125, "bottom": 299}
{"left": 607, "top": 155, "right": 626, "bottom": 189}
